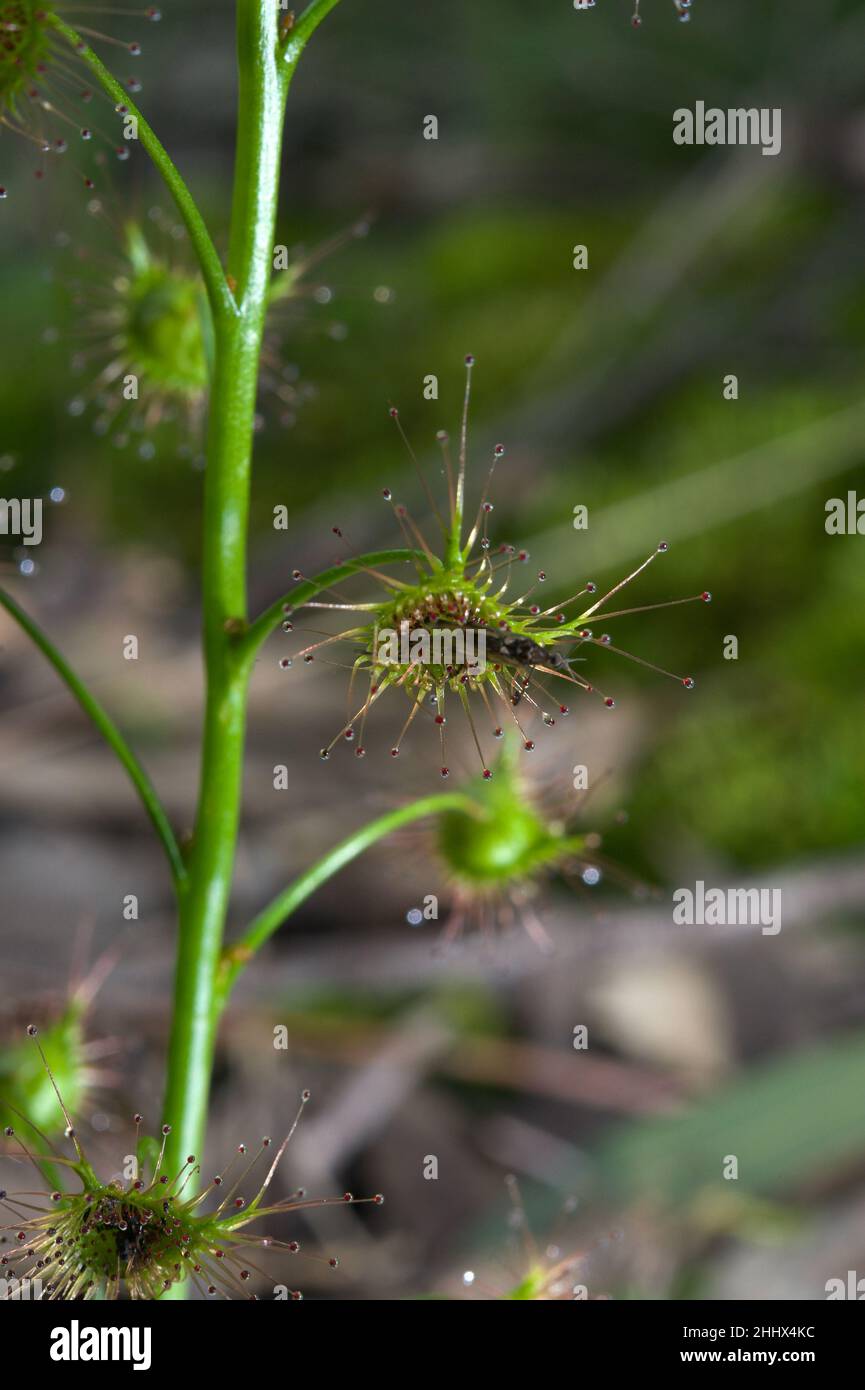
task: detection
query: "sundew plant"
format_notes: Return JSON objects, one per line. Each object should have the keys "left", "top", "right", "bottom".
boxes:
{"left": 0, "top": 1, "right": 704, "bottom": 1300}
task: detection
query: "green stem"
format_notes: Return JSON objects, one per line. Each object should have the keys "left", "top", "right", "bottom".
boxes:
{"left": 47, "top": 13, "right": 236, "bottom": 325}
{"left": 160, "top": 0, "right": 294, "bottom": 1204}
{"left": 217, "top": 793, "right": 477, "bottom": 1003}
{"left": 0, "top": 586, "right": 186, "bottom": 890}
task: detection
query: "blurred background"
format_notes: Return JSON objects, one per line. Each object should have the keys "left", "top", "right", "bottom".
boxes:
{"left": 2, "top": 0, "right": 865, "bottom": 1299}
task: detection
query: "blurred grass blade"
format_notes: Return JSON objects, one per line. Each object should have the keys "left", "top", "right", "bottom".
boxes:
{"left": 0, "top": 586, "right": 186, "bottom": 890}
{"left": 598, "top": 1030, "right": 865, "bottom": 1205}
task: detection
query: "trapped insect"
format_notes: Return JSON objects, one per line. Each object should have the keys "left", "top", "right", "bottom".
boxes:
{"left": 280, "top": 358, "right": 710, "bottom": 778}
{"left": 483, "top": 626, "right": 573, "bottom": 708}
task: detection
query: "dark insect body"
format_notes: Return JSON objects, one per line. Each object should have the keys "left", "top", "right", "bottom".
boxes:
{"left": 484, "top": 626, "right": 570, "bottom": 674}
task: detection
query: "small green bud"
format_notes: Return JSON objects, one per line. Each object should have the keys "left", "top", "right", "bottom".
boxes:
{"left": 436, "top": 742, "right": 580, "bottom": 890}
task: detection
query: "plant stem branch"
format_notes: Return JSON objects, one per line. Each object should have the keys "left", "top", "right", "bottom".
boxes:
{"left": 0, "top": 586, "right": 186, "bottom": 890}
{"left": 46, "top": 12, "right": 236, "bottom": 325}
{"left": 217, "top": 793, "right": 478, "bottom": 1002}
{"left": 242, "top": 549, "right": 419, "bottom": 658}
{"left": 286, "top": 0, "right": 345, "bottom": 50}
